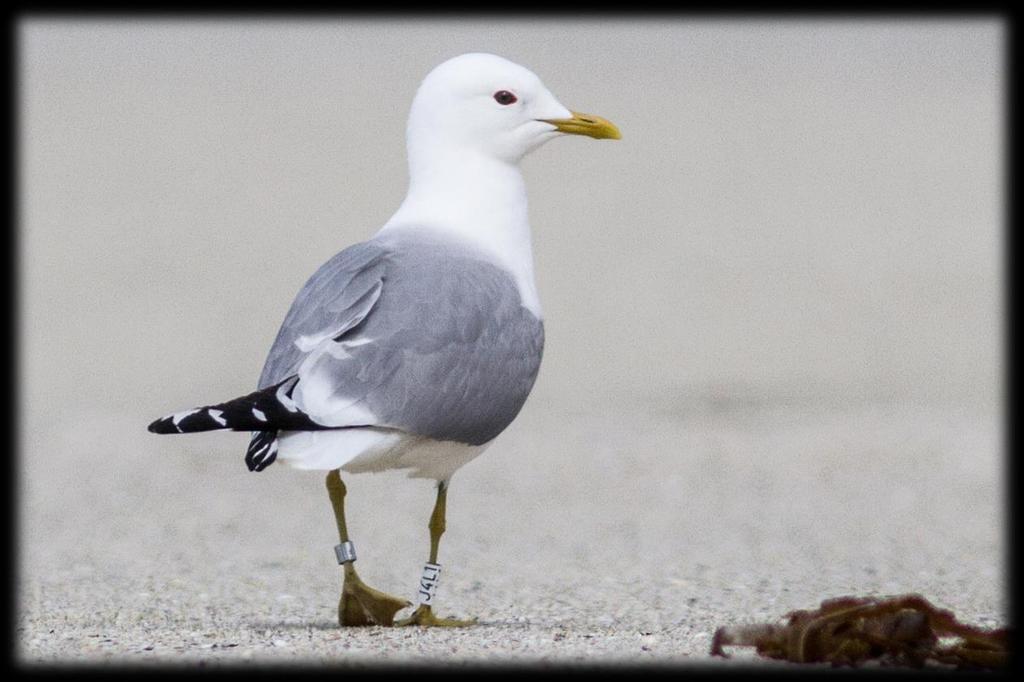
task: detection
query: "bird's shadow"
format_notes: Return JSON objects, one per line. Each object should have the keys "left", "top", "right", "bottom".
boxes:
{"left": 247, "top": 618, "right": 512, "bottom": 631}
{"left": 247, "top": 619, "right": 342, "bottom": 631}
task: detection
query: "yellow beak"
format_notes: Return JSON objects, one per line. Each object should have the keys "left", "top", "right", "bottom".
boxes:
{"left": 540, "top": 111, "right": 621, "bottom": 140}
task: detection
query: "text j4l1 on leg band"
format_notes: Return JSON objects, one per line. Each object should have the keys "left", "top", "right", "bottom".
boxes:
{"left": 417, "top": 562, "right": 442, "bottom": 605}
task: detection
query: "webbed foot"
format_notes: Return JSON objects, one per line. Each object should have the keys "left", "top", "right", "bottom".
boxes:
{"left": 338, "top": 567, "right": 411, "bottom": 627}
{"left": 395, "top": 604, "right": 477, "bottom": 627}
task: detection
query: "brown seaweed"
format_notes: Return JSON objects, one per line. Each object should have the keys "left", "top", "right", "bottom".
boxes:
{"left": 710, "top": 593, "right": 1008, "bottom": 670}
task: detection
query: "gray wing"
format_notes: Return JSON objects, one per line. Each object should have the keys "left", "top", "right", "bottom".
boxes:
{"left": 258, "top": 240, "right": 388, "bottom": 389}
{"left": 259, "top": 230, "right": 544, "bottom": 446}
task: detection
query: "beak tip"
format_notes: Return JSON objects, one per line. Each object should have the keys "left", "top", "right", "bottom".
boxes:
{"left": 541, "top": 111, "right": 622, "bottom": 141}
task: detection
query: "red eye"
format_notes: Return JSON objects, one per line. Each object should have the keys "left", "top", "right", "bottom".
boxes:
{"left": 493, "top": 90, "right": 517, "bottom": 105}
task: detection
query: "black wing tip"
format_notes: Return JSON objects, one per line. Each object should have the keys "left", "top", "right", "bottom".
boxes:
{"left": 247, "top": 455, "right": 276, "bottom": 472}
{"left": 246, "top": 453, "right": 277, "bottom": 472}
{"left": 245, "top": 431, "right": 278, "bottom": 472}
{"left": 148, "top": 407, "right": 234, "bottom": 434}
{"left": 148, "top": 417, "right": 176, "bottom": 434}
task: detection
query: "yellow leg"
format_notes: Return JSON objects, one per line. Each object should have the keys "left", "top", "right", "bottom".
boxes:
{"left": 396, "top": 481, "right": 476, "bottom": 627}
{"left": 326, "top": 470, "right": 410, "bottom": 626}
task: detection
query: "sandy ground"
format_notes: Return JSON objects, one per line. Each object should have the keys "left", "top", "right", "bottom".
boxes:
{"left": 17, "top": 396, "right": 1005, "bottom": 666}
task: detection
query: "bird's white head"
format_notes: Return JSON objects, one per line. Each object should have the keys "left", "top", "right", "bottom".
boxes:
{"left": 406, "top": 52, "right": 621, "bottom": 167}
{"left": 383, "top": 53, "right": 619, "bottom": 319}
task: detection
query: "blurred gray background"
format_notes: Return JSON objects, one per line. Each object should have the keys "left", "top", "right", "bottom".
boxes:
{"left": 19, "top": 19, "right": 1004, "bottom": 664}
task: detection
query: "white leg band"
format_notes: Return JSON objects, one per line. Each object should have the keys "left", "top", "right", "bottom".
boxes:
{"left": 417, "top": 562, "right": 442, "bottom": 605}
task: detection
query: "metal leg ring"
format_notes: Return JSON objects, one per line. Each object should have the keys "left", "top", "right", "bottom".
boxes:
{"left": 335, "top": 541, "right": 357, "bottom": 564}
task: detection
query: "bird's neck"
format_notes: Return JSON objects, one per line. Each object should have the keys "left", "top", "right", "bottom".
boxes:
{"left": 379, "top": 149, "right": 542, "bottom": 318}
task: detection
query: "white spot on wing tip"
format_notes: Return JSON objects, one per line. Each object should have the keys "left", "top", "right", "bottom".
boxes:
{"left": 207, "top": 408, "right": 227, "bottom": 426}
{"left": 252, "top": 407, "right": 267, "bottom": 422}
{"left": 171, "top": 408, "right": 200, "bottom": 426}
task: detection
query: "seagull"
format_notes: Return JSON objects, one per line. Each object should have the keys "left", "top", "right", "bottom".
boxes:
{"left": 148, "top": 52, "right": 620, "bottom": 627}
